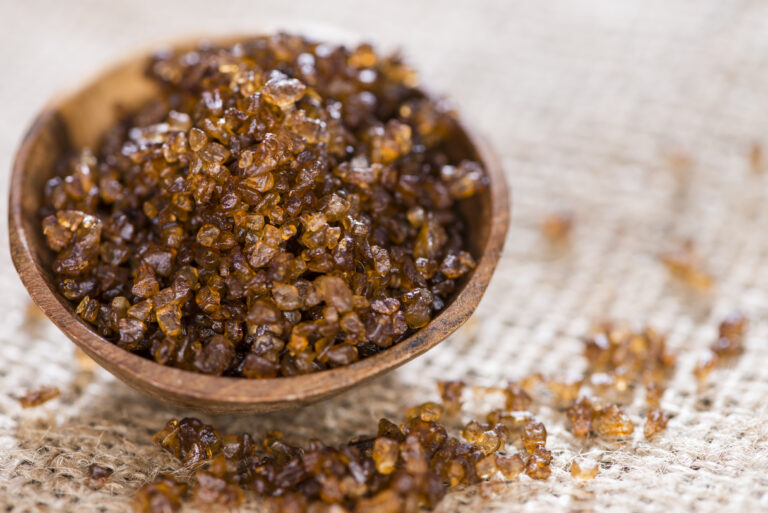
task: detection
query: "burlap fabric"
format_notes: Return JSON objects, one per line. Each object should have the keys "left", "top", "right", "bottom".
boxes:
{"left": 2, "top": 1, "right": 768, "bottom": 511}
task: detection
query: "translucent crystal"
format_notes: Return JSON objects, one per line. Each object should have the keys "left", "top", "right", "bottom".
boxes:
{"left": 571, "top": 457, "right": 598, "bottom": 480}
{"left": 525, "top": 447, "right": 552, "bottom": 480}
{"left": 261, "top": 72, "right": 307, "bottom": 107}
{"left": 644, "top": 408, "right": 668, "bottom": 438}
{"left": 437, "top": 380, "right": 464, "bottom": 414}
{"left": 372, "top": 437, "right": 398, "bottom": 474}
{"left": 87, "top": 463, "right": 113, "bottom": 489}
{"left": 406, "top": 402, "right": 443, "bottom": 422}
{"left": 593, "top": 404, "right": 634, "bottom": 437}
{"left": 497, "top": 453, "right": 524, "bottom": 479}
{"left": 18, "top": 386, "right": 60, "bottom": 408}
{"left": 566, "top": 397, "right": 595, "bottom": 437}
{"left": 522, "top": 421, "right": 547, "bottom": 452}
{"left": 475, "top": 454, "right": 498, "bottom": 479}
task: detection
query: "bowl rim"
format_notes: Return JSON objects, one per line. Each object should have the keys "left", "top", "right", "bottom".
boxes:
{"left": 8, "top": 36, "right": 510, "bottom": 412}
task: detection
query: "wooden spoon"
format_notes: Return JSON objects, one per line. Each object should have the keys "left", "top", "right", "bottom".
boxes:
{"left": 8, "top": 37, "right": 510, "bottom": 413}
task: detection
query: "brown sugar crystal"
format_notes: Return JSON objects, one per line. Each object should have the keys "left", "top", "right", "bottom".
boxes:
{"left": 693, "top": 350, "right": 718, "bottom": 381}
{"left": 461, "top": 421, "right": 502, "bottom": 455}
{"left": 496, "top": 453, "right": 525, "bottom": 479}
{"left": 541, "top": 210, "right": 574, "bottom": 241}
{"left": 584, "top": 323, "right": 675, "bottom": 383}
{"left": 134, "top": 474, "right": 188, "bottom": 513}
{"left": 718, "top": 311, "right": 747, "bottom": 338}
{"left": 372, "top": 437, "right": 399, "bottom": 474}
{"left": 660, "top": 241, "right": 714, "bottom": 291}
{"left": 152, "top": 417, "right": 223, "bottom": 466}
{"left": 504, "top": 383, "right": 533, "bottom": 412}
{"left": 566, "top": 397, "right": 595, "bottom": 437}
{"left": 18, "top": 386, "right": 60, "bottom": 408}
{"left": 644, "top": 408, "right": 668, "bottom": 439}
{"left": 570, "top": 457, "right": 598, "bottom": 480}
{"left": 86, "top": 463, "right": 113, "bottom": 489}
{"left": 524, "top": 447, "right": 552, "bottom": 480}
{"left": 41, "top": 34, "right": 487, "bottom": 378}
{"left": 406, "top": 402, "right": 444, "bottom": 422}
{"left": 193, "top": 460, "right": 244, "bottom": 507}
{"left": 437, "top": 380, "right": 465, "bottom": 414}
{"left": 521, "top": 421, "right": 547, "bottom": 452}
{"left": 694, "top": 313, "right": 747, "bottom": 381}
{"left": 546, "top": 375, "right": 583, "bottom": 403}
{"left": 487, "top": 410, "right": 534, "bottom": 437}
{"left": 645, "top": 381, "right": 663, "bottom": 407}
{"left": 519, "top": 372, "right": 545, "bottom": 393}
{"left": 474, "top": 454, "right": 499, "bottom": 479}
{"left": 592, "top": 404, "right": 634, "bottom": 437}
{"left": 712, "top": 312, "right": 747, "bottom": 357}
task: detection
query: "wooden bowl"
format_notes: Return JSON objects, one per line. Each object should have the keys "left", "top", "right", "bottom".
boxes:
{"left": 8, "top": 37, "right": 510, "bottom": 414}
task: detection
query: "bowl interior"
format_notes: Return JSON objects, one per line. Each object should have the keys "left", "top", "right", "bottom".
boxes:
{"left": 10, "top": 38, "right": 507, "bottom": 413}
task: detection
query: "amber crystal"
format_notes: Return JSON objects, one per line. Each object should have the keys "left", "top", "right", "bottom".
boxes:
{"left": 496, "top": 453, "right": 524, "bottom": 479}
{"left": 694, "top": 313, "right": 748, "bottom": 381}
{"left": 504, "top": 384, "right": 533, "bottom": 412}
{"left": 712, "top": 312, "right": 747, "bottom": 357}
{"left": 644, "top": 408, "right": 669, "bottom": 438}
{"left": 134, "top": 474, "right": 188, "bottom": 513}
{"left": 660, "top": 241, "right": 714, "bottom": 291}
{"left": 461, "top": 420, "right": 485, "bottom": 443}
{"left": 18, "top": 386, "right": 60, "bottom": 408}
{"left": 693, "top": 350, "right": 718, "bottom": 381}
{"left": 645, "top": 381, "right": 663, "bottom": 407}
{"left": 461, "top": 421, "right": 502, "bottom": 455}
{"left": 521, "top": 421, "right": 547, "bottom": 453}
{"left": 519, "top": 373, "right": 545, "bottom": 393}
{"left": 373, "top": 437, "right": 399, "bottom": 474}
{"left": 546, "top": 375, "right": 583, "bottom": 402}
{"left": 406, "top": 402, "right": 444, "bottom": 422}
{"left": 193, "top": 468, "right": 244, "bottom": 507}
{"left": 487, "top": 410, "right": 534, "bottom": 437}
{"left": 566, "top": 397, "right": 595, "bottom": 437}
{"left": 584, "top": 323, "right": 675, "bottom": 381}
{"left": 592, "top": 404, "right": 634, "bottom": 437}
{"left": 524, "top": 447, "right": 552, "bottom": 480}
{"left": 152, "top": 417, "right": 222, "bottom": 466}
{"left": 541, "top": 210, "right": 574, "bottom": 241}
{"left": 437, "top": 380, "right": 465, "bottom": 414}
{"left": 718, "top": 312, "right": 747, "bottom": 340}
{"left": 570, "top": 457, "right": 598, "bottom": 480}
{"left": 474, "top": 454, "right": 499, "bottom": 479}
{"left": 86, "top": 463, "right": 113, "bottom": 489}
{"left": 580, "top": 321, "right": 677, "bottom": 409}
{"left": 355, "top": 489, "right": 403, "bottom": 513}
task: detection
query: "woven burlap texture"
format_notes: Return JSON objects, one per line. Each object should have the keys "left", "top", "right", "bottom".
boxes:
{"left": 2, "top": 1, "right": 768, "bottom": 511}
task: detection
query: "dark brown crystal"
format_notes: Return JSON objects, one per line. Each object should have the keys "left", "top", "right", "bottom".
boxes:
{"left": 86, "top": 463, "right": 113, "bottom": 489}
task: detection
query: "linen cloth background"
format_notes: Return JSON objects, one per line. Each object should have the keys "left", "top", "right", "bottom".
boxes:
{"left": 1, "top": 1, "right": 768, "bottom": 511}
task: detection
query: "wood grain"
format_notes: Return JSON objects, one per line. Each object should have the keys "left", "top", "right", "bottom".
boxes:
{"left": 8, "top": 37, "right": 510, "bottom": 413}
